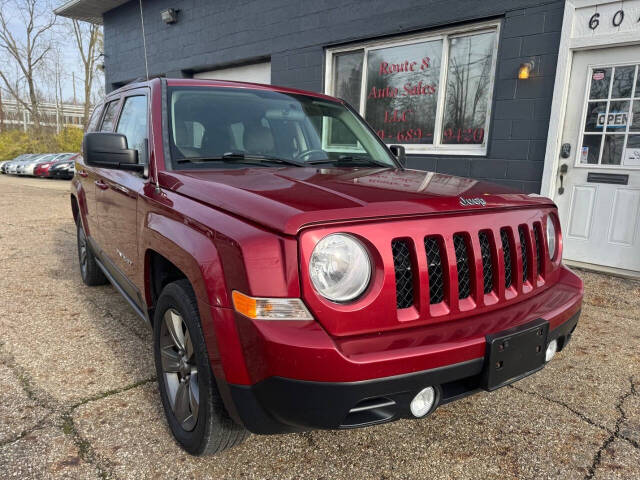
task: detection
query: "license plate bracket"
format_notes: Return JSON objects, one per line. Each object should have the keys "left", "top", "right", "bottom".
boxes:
{"left": 482, "top": 318, "right": 549, "bottom": 391}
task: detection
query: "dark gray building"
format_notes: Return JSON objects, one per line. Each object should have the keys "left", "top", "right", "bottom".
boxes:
{"left": 57, "top": 0, "right": 564, "bottom": 194}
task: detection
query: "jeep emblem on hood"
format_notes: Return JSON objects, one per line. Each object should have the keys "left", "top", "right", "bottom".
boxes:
{"left": 459, "top": 197, "right": 487, "bottom": 207}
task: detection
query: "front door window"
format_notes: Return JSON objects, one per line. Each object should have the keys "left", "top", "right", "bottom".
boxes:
{"left": 579, "top": 64, "right": 640, "bottom": 167}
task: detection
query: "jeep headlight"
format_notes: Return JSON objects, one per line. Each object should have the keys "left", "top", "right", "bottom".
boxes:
{"left": 309, "top": 233, "right": 371, "bottom": 303}
{"left": 546, "top": 214, "right": 557, "bottom": 260}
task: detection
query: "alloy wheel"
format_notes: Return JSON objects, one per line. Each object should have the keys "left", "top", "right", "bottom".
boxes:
{"left": 78, "top": 226, "right": 88, "bottom": 277}
{"left": 159, "top": 308, "right": 199, "bottom": 432}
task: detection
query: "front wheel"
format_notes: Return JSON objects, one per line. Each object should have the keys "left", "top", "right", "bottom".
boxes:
{"left": 76, "top": 221, "right": 107, "bottom": 286}
{"left": 153, "top": 279, "right": 247, "bottom": 455}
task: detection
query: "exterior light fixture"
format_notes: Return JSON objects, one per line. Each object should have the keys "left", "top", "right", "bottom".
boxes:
{"left": 518, "top": 61, "right": 534, "bottom": 80}
{"left": 161, "top": 8, "right": 178, "bottom": 24}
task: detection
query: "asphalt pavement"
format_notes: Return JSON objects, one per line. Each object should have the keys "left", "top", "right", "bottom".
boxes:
{"left": 0, "top": 173, "right": 638, "bottom": 479}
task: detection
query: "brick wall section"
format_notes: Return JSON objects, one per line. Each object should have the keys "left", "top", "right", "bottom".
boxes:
{"left": 103, "top": 0, "right": 564, "bottom": 193}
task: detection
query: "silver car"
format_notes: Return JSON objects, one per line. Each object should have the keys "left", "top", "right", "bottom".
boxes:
{"left": 7, "top": 154, "right": 38, "bottom": 174}
{"left": 17, "top": 154, "right": 58, "bottom": 176}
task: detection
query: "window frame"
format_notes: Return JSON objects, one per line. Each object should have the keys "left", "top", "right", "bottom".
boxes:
{"left": 324, "top": 20, "right": 500, "bottom": 156}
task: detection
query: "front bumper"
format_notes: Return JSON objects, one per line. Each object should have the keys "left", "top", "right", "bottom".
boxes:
{"left": 228, "top": 309, "right": 580, "bottom": 434}
{"left": 217, "top": 266, "right": 583, "bottom": 434}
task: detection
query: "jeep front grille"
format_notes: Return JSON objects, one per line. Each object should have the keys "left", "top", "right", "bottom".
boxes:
{"left": 518, "top": 226, "right": 529, "bottom": 283}
{"left": 453, "top": 234, "right": 471, "bottom": 299}
{"left": 424, "top": 236, "right": 445, "bottom": 304}
{"left": 501, "top": 228, "right": 513, "bottom": 289}
{"left": 391, "top": 239, "right": 414, "bottom": 309}
{"left": 534, "top": 223, "right": 543, "bottom": 278}
{"left": 479, "top": 231, "right": 493, "bottom": 294}
{"left": 391, "top": 220, "right": 547, "bottom": 310}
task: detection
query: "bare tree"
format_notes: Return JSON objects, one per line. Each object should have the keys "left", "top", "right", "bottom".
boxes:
{"left": 70, "top": 19, "right": 101, "bottom": 128}
{"left": 0, "top": 0, "right": 56, "bottom": 130}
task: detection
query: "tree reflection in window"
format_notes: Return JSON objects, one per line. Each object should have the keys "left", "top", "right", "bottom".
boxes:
{"left": 441, "top": 32, "right": 495, "bottom": 145}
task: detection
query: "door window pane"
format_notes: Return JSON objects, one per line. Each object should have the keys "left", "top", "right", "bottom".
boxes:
{"left": 580, "top": 135, "right": 601, "bottom": 164}
{"left": 624, "top": 135, "right": 640, "bottom": 166}
{"left": 589, "top": 68, "right": 611, "bottom": 99}
{"left": 364, "top": 40, "right": 442, "bottom": 145}
{"left": 116, "top": 96, "right": 148, "bottom": 162}
{"left": 611, "top": 66, "right": 635, "bottom": 98}
{"left": 605, "top": 100, "right": 630, "bottom": 132}
{"left": 579, "top": 64, "right": 640, "bottom": 166}
{"left": 631, "top": 100, "right": 640, "bottom": 131}
{"left": 584, "top": 102, "right": 607, "bottom": 132}
{"left": 333, "top": 51, "right": 364, "bottom": 110}
{"left": 100, "top": 101, "right": 119, "bottom": 132}
{"left": 441, "top": 31, "right": 496, "bottom": 145}
{"left": 602, "top": 135, "right": 624, "bottom": 165}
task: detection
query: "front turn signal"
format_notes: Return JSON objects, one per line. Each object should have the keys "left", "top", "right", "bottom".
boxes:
{"left": 232, "top": 291, "right": 314, "bottom": 320}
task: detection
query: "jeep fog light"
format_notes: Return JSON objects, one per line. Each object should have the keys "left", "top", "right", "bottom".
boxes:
{"left": 410, "top": 386, "right": 436, "bottom": 418}
{"left": 232, "top": 291, "right": 313, "bottom": 320}
{"left": 545, "top": 339, "right": 558, "bottom": 362}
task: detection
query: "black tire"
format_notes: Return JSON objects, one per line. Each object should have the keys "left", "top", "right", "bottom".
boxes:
{"left": 153, "top": 279, "right": 247, "bottom": 455}
{"left": 76, "top": 220, "right": 107, "bottom": 286}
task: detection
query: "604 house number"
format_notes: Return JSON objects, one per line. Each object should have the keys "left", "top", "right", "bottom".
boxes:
{"left": 588, "top": 9, "right": 640, "bottom": 30}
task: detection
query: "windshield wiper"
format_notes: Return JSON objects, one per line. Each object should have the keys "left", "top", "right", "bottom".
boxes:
{"left": 176, "top": 151, "right": 306, "bottom": 167}
{"left": 306, "top": 155, "right": 391, "bottom": 169}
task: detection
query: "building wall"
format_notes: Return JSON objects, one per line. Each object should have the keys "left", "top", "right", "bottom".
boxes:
{"left": 103, "top": 0, "right": 564, "bottom": 192}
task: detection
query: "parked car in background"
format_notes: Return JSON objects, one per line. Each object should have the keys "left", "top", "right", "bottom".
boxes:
{"left": 8, "top": 154, "right": 38, "bottom": 174}
{"left": 34, "top": 153, "right": 77, "bottom": 178}
{"left": 2, "top": 154, "right": 29, "bottom": 174}
{"left": 19, "top": 154, "right": 65, "bottom": 176}
{"left": 49, "top": 158, "right": 76, "bottom": 179}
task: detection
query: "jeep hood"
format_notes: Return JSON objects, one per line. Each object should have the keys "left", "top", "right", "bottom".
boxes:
{"left": 161, "top": 167, "right": 554, "bottom": 235}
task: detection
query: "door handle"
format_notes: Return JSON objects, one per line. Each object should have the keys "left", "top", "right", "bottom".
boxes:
{"left": 78, "top": 170, "right": 88, "bottom": 178}
{"left": 558, "top": 164, "right": 568, "bottom": 195}
{"left": 95, "top": 179, "right": 109, "bottom": 190}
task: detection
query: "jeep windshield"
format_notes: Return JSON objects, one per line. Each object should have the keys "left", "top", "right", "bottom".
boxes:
{"left": 167, "top": 86, "right": 397, "bottom": 169}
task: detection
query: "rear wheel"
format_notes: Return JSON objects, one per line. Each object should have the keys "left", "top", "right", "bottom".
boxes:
{"left": 76, "top": 221, "right": 107, "bottom": 286}
{"left": 153, "top": 279, "right": 247, "bottom": 455}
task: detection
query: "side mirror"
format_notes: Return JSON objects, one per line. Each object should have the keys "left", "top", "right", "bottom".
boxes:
{"left": 83, "top": 132, "right": 143, "bottom": 172}
{"left": 389, "top": 144, "right": 406, "bottom": 168}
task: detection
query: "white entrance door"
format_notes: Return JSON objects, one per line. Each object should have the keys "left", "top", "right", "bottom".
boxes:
{"left": 555, "top": 46, "right": 640, "bottom": 274}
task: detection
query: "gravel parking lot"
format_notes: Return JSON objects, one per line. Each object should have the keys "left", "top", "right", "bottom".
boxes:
{"left": 0, "top": 173, "right": 638, "bottom": 480}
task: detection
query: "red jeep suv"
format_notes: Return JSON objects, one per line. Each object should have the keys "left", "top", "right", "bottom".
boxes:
{"left": 71, "top": 78, "right": 582, "bottom": 456}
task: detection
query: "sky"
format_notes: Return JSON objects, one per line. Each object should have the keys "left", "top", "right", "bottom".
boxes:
{"left": 0, "top": 0, "right": 104, "bottom": 104}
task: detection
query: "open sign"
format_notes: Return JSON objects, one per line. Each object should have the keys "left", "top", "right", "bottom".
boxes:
{"left": 596, "top": 111, "right": 628, "bottom": 129}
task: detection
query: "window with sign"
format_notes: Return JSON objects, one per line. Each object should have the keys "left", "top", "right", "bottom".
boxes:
{"left": 579, "top": 64, "right": 640, "bottom": 167}
{"left": 325, "top": 23, "right": 498, "bottom": 155}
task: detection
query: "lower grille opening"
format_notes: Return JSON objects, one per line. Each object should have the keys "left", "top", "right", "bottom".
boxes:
{"left": 342, "top": 397, "right": 396, "bottom": 428}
